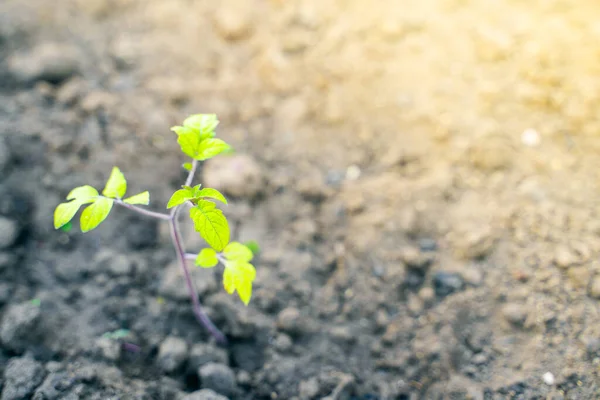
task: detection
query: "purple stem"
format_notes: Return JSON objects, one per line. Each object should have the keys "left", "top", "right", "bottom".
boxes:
{"left": 114, "top": 160, "right": 227, "bottom": 344}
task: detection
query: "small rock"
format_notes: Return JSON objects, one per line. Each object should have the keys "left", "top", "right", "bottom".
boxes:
{"left": 0, "top": 302, "right": 41, "bottom": 352}
{"left": 329, "top": 326, "right": 355, "bottom": 345}
{"left": 1, "top": 356, "right": 45, "bottom": 400}
{"left": 182, "top": 389, "right": 230, "bottom": 400}
{"left": 276, "top": 307, "right": 302, "bottom": 335}
{"left": 502, "top": 303, "right": 528, "bottom": 327}
{"left": 213, "top": 7, "right": 253, "bottom": 41}
{"left": 55, "top": 77, "right": 87, "bottom": 105}
{"left": 299, "top": 377, "right": 320, "bottom": 399}
{"left": 418, "top": 287, "right": 435, "bottom": 305}
{"left": 0, "top": 217, "right": 19, "bottom": 249}
{"left": 157, "top": 336, "right": 189, "bottom": 373}
{"left": 189, "top": 344, "right": 229, "bottom": 371}
{"left": 432, "top": 272, "right": 464, "bottom": 298}
{"left": 8, "top": 43, "right": 81, "bottom": 84}
{"left": 589, "top": 276, "right": 600, "bottom": 299}
{"left": 94, "top": 250, "right": 133, "bottom": 276}
{"left": 543, "top": 372, "right": 555, "bottom": 386}
{"left": 418, "top": 238, "right": 437, "bottom": 252}
{"left": 198, "top": 363, "right": 237, "bottom": 397}
{"left": 273, "top": 333, "right": 293, "bottom": 352}
{"left": 554, "top": 245, "right": 578, "bottom": 268}
{"left": 33, "top": 372, "right": 74, "bottom": 400}
{"left": 400, "top": 246, "right": 432, "bottom": 270}
{"left": 203, "top": 154, "right": 263, "bottom": 198}
{"left": 94, "top": 337, "right": 121, "bottom": 361}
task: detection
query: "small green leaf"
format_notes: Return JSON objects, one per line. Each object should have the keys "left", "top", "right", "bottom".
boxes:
{"left": 190, "top": 200, "right": 230, "bottom": 251}
{"left": 80, "top": 197, "right": 113, "bottom": 232}
{"left": 172, "top": 126, "right": 201, "bottom": 159}
{"left": 167, "top": 187, "right": 195, "bottom": 209}
{"left": 124, "top": 191, "right": 150, "bottom": 205}
{"left": 194, "top": 138, "right": 230, "bottom": 161}
{"left": 60, "top": 221, "right": 73, "bottom": 232}
{"left": 244, "top": 240, "right": 261, "bottom": 255}
{"left": 183, "top": 162, "right": 193, "bottom": 171}
{"left": 223, "top": 261, "right": 256, "bottom": 305}
{"left": 195, "top": 248, "right": 218, "bottom": 268}
{"left": 54, "top": 201, "right": 84, "bottom": 229}
{"left": 183, "top": 114, "right": 219, "bottom": 139}
{"left": 30, "top": 298, "right": 41, "bottom": 307}
{"left": 67, "top": 185, "right": 99, "bottom": 201}
{"left": 103, "top": 167, "right": 127, "bottom": 199}
{"left": 102, "top": 329, "right": 130, "bottom": 339}
{"left": 196, "top": 188, "right": 228, "bottom": 204}
{"left": 224, "top": 242, "right": 253, "bottom": 262}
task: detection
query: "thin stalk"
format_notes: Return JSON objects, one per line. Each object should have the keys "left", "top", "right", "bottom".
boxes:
{"left": 171, "top": 160, "right": 227, "bottom": 344}
{"left": 114, "top": 160, "right": 226, "bottom": 344}
{"left": 114, "top": 200, "right": 171, "bottom": 221}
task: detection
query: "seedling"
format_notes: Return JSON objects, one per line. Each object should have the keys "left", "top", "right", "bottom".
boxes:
{"left": 53, "top": 114, "right": 257, "bottom": 344}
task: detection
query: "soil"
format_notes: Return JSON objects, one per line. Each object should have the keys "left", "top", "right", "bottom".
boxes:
{"left": 2, "top": 0, "right": 600, "bottom": 399}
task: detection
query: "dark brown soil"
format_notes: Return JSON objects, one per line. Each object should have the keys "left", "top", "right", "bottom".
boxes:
{"left": 2, "top": 1, "right": 600, "bottom": 399}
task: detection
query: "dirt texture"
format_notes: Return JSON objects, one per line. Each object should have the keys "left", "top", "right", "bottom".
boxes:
{"left": 2, "top": 0, "right": 600, "bottom": 399}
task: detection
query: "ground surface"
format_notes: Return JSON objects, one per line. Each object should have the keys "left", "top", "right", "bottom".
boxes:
{"left": 2, "top": 0, "right": 600, "bottom": 399}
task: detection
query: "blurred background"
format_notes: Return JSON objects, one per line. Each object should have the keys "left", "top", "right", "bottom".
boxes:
{"left": 1, "top": 0, "right": 600, "bottom": 398}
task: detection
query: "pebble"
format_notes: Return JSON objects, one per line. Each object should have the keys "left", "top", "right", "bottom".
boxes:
{"left": 399, "top": 246, "right": 432, "bottom": 270}
{"left": 0, "top": 302, "right": 41, "bottom": 352}
{"left": 418, "top": 238, "right": 438, "bottom": 252}
{"left": 94, "top": 250, "right": 133, "bottom": 277}
{"left": 157, "top": 336, "right": 189, "bottom": 373}
{"left": 276, "top": 307, "right": 302, "bottom": 335}
{"left": 203, "top": 154, "right": 263, "bottom": 199}
{"left": 213, "top": 7, "right": 253, "bottom": 41}
{"left": 299, "top": 377, "right": 320, "bottom": 399}
{"left": 198, "top": 363, "right": 237, "bottom": 397}
{"left": 432, "top": 271, "right": 464, "bottom": 298}
{"left": 189, "top": 343, "right": 229, "bottom": 371}
{"left": 554, "top": 245, "right": 578, "bottom": 268}
{"left": 543, "top": 372, "right": 555, "bottom": 386}
{"left": 502, "top": 303, "right": 528, "bottom": 327}
{"left": 567, "top": 266, "right": 590, "bottom": 289}
{"left": 273, "top": 333, "right": 293, "bottom": 352}
{"left": 329, "top": 326, "right": 355, "bottom": 345}
{"left": 94, "top": 337, "right": 121, "bottom": 361}
{"left": 0, "top": 217, "right": 19, "bottom": 249}
{"left": 1, "top": 357, "right": 45, "bottom": 400}
{"left": 588, "top": 276, "right": 600, "bottom": 299}
{"left": 8, "top": 43, "right": 81, "bottom": 84}
{"left": 182, "top": 389, "right": 230, "bottom": 400}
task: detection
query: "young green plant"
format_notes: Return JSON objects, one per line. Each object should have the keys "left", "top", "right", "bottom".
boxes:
{"left": 53, "top": 114, "right": 257, "bottom": 344}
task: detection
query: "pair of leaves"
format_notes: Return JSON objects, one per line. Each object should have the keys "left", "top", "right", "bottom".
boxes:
{"left": 54, "top": 167, "right": 149, "bottom": 232}
{"left": 167, "top": 185, "right": 227, "bottom": 209}
{"left": 171, "top": 114, "right": 230, "bottom": 161}
{"left": 166, "top": 185, "right": 230, "bottom": 252}
{"left": 196, "top": 242, "right": 256, "bottom": 305}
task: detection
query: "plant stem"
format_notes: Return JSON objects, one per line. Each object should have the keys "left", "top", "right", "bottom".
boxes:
{"left": 170, "top": 206, "right": 227, "bottom": 344}
{"left": 115, "top": 160, "right": 227, "bottom": 344}
{"left": 114, "top": 200, "right": 171, "bottom": 221}
{"left": 171, "top": 160, "right": 227, "bottom": 344}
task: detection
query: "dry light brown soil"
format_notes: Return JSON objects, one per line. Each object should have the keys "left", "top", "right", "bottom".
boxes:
{"left": 2, "top": 0, "right": 600, "bottom": 399}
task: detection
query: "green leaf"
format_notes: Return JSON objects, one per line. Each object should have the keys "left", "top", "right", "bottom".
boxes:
{"left": 224, "top": 242, "right": 253, "bottom": 262}
{"left": 196, "top": 188, "right": 228, "bottom": 204}
{"left": 195, "top": 248, "right": 218, "bottom": 268}
{"left": 195, "top": 138, "right": 230, "bottom": 161}
{"left": 244, "top": 240, "right": 261, "bottom": 255}
{"left": 183, "top": 162, "right": 193, "bottom": 171}
{"left": 67, "top": 185, "right": 99, "bottom": 201}
{"left": 223, "top": 261, "right": 256, "bottom": 305}
{"left": 54, "top": 201, "right": 84, "bottom": 229}
{"left": 80, "top": 197, "right": 113, "bottom": 232}
{"left": 124, "top": 191, "right": 150, "bottom": 205}
{"left": 183, "top": 114, "right": 219, "bottom": 139}
{"left": 60, "top": 221, "right": 73, "bottom": 232}
{"left": 172, "top": 126, "right": 202, "bottom": 159}
{"left": 102, "top": 167, "right": 127, "bottom": 199}
{"left": 189, "top": 200, "right": 230, "bottom": 251}
{"left": 167, "top": 187, "right": 195, "bottom": 209}
{"left": 55, "top": 185, "right": 99, "bottom": 229}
